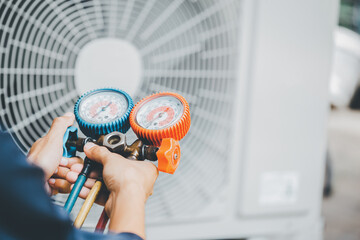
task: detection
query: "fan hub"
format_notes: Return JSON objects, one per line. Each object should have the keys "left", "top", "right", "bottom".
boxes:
{"left": 75, "top": 38, "right": 142, "bottom": 96}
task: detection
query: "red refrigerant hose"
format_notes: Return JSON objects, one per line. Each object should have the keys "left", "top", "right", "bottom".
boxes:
{"left": 95, "top": 209, "right": 109, "bottom": 232}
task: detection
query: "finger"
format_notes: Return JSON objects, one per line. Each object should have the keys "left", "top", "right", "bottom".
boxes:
{"left": 66, "top": 171, "right": 98, "bottom": 185}
{"left": 59, "top": 157, "right": 83, "bottom": 168}
{"left": 52, "top": 166, "right": 70, "bottom": 179}
{"left": 83, "top": 143, "right": 111, "bottom": 165}
{"left": 84, "top": 178, "right": 96, "bottom": 189}
{"left": 78, "top": 187, "right": 90, "bottom": 199}
{"left": 47, "top": 112, "right": 75, "bottom": 138}
{"left": 48, "top": 178, "right": 71, "bottom": 193}
{"left": 70, "top": 184, "right": 91, "bottom": 199}
{"left": 89, "top": 170, "right": 101, "bottom": 179}
{"left": 66, "top": 171, "right": 80, "bottom": 184}
{"left": 70, "top": 163, "right": 84, "bottom": 173}
{"left": 70, "top": 163, "right": 101, "bottom": 178}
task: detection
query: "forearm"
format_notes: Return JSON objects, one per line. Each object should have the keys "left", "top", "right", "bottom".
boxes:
{"left": 108, "top": 186, "right": 147, "bottom": 239}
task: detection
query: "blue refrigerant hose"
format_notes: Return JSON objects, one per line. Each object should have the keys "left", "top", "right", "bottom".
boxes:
{"left": 63, "top": 157, "right": 97, "bottom": 213}
{"left": 64, "top": 175, "right": 87, "bottom": 213}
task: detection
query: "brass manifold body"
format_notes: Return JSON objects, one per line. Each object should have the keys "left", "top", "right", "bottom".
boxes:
{"left": 66, "top": 131, "right": 159, "bottom": 161}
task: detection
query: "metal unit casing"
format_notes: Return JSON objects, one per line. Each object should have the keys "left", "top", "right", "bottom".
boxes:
{"left": 146, "top": 0, "right": 337, "bottom": 239}
{"left": 0, "top": 0, "right": 338, "bottom": 239}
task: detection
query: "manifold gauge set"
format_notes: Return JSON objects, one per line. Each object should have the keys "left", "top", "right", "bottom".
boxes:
{"left": 61, "top": 88, "right": 191, "bottom": 231}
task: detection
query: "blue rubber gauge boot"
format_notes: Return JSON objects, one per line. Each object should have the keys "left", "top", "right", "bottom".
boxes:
{"left": 74, "top": 88, "right": 134, "bottom": 138}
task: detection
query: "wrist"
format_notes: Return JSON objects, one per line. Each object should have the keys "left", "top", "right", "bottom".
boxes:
{"left": 117, "top": 182, "right": 148, "bottom": 202}
{"left": 107, "top": 183, "right": 147, "bottom": 219}
{"left": 108, "top": 186, "right": 146, "bottom": 238}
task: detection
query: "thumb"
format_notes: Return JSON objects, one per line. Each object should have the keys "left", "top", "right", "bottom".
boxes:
{"left": 48, "top": 112, "right": 75, "bottom": 138}
{"left": 84, "top": 142, "right": 111, "bottom": 165}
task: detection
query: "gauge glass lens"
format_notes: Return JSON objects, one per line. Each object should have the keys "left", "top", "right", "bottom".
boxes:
{"left": 78, "top": 90, "right": 128, "bottom": 124}
{"left": 136, "top": 96, "right": 184, "bottom": 130}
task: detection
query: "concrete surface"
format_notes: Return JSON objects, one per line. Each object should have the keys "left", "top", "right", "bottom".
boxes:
{"left": 323, "top": 108, "right": 360, "bottom": 240}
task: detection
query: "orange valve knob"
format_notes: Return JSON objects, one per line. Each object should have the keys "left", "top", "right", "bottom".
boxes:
{"left": 156, "top": 138, "right": 181, "bottom": 174}
{"left": 130, "top": 92, "right": 191, "bottom": 146}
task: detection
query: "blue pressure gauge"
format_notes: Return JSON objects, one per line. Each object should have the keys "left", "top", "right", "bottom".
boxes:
{"left": 74, "top": 88, "right": 133, "bottom": 138}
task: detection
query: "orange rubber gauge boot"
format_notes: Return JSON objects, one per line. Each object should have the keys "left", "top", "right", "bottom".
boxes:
{"left": 130, "top": 92, "right": 191, "bottom": 173}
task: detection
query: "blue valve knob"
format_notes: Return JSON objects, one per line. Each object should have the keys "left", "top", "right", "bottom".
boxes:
{"left": 63, "top": 126, "right": 78, "bottom": 158}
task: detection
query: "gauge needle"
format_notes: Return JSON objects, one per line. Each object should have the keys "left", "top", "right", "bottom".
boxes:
{"left": 92, "top": 102, "right": 112, "bottom": 118}
{"left": 145, "top": 107, "right": 170, "bottom": 128}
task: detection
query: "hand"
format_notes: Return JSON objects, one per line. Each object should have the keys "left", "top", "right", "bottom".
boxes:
{"left": 82, "top": 142, "right": 158, "bottom": 237}
{"left": 65, "top": 141, "right": 158, "bottom": 204}
{"left": 48, "top": 156, "right": 84, "bottom": 194}
{"left": 83, "top": 142, "right": 158, "bottom": 210}
{"left": 65, "top": 161, "right": 106, "bottom": 204}
{"left": 27, "top": 112, "right": 75, "bottom": 191}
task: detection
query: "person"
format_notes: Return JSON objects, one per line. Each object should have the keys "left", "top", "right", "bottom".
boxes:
{"left": 0, "top": 112, "right": 158, "bottom": 240}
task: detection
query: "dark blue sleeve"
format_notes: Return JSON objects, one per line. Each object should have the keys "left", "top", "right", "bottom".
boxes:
{"left": 0, "top": 132, "right": 143, "bottom": 240}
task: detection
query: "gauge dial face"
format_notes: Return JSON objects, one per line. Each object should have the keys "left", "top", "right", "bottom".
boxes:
{"left": 135, "top": 95, "right": 184, "bottom": 130}
{"left": 78, "top": 90, "right": 129, "bottom": 124}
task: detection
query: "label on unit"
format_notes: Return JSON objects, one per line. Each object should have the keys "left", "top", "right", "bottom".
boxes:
{"left": 258, "top": 172, "right": 299, "bottom": 206}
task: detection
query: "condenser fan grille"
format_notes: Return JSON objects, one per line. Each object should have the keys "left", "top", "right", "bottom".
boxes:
{"left": 0, "top": 0, "right": 241, "bottom": 224}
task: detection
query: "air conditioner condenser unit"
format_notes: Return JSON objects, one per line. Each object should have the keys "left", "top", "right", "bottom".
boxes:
{"left": 0, "top": 0, "right": 338, "bottom": 239}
